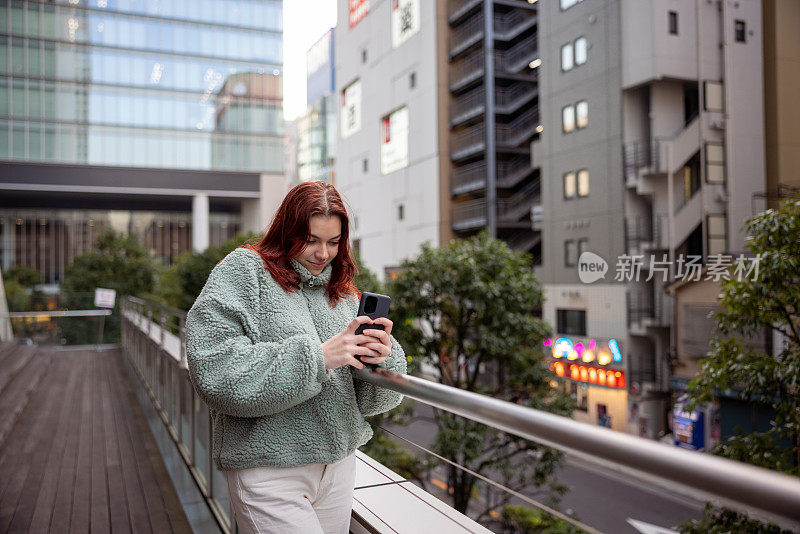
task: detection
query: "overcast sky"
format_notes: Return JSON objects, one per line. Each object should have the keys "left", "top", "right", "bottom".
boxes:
{"left": 282, "top": 1, "right": 338, "bottom": 120}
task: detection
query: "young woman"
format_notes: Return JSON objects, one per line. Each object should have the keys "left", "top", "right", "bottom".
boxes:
{"left": 185, "top": 181, "right": 407, "bottom": 533}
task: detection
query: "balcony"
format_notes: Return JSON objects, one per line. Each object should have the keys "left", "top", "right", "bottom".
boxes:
{"left": 496, "top": 105, "right": 539, "bottom": 148}
{"left": 451, "top": 160, "right": 487, "bottom": 195}
{"left": 498, "top": 156, "right": 535, "bottom": 187}
{"left": 450, "top": 86, "right": 485, "bottom": 126}
{"left": 449, "top": 13, "right": 484, "bottom": 58}
{"left": 504, "top": 229, "right": 541, "bottom": 253}
{"left": 450, "top": 124, "right": 486, "bottom": 161}
{"left": 625, "top": 213, "right": 667, "bottom": 254}
{"left": 494, "top": 8, "right": 537, "bottom": 40}
{"left": 449, "top": 10, "right": 537, "bottom": 59}
{"left": 624, "top": 115, "right": 701, "bottom": 188}
{"left": 451, "top": 198, "right": 487, "bottom": 231}
{"left": 627, "top": 285, "right": 671, "bottom": 334}
{"left": 449, "top": 50, "right": 485, "bottom": 93}
{"left": 447, "top": 0, "right": 482, "bottom": 24}
{"left": 494, "top": 33, "right": 538, "bottom": 75}
{"left": 450, "top": 156, "right": 534, "bottom": 196}
{"left": 449, "top": 83, "right": 536, "bottom": 128}
{"left": 497, "top": 176, "right": 540, "bottom": 224}
{"left": 495, "top": 82, "right": 537, "bottom": 114}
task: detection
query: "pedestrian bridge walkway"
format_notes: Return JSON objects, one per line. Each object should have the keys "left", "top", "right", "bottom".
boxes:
{"left": 0, "top": 342, "right": 190, "bottom": 533}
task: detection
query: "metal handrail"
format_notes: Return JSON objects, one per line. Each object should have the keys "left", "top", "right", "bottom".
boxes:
{"left": 354, "top": 367, "right": 800, "bottom": 528}
{"left": 121, "top": 296, "right": 800, "bottom": 530}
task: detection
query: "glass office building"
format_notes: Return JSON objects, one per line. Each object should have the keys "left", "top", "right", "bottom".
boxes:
{"left": 1, "top": 0, "right": 285, "bottom": 286}
{"left": 1, "top": 0, "right": 284, "bottom": 171}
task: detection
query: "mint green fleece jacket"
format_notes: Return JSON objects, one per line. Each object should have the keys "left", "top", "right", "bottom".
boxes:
{"left": 185, "top": 248, "right": 407, "bottom": 471}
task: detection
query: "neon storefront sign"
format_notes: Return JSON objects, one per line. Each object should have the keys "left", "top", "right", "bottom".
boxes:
{"left": 543, "top": 337, "right": 622, "bottom": 365}
{"left": 550, "top": 361, "right": 626, "bottom": 389}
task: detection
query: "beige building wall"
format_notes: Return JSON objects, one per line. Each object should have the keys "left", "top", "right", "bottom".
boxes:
{"left": 670, "top": 278, "right": 720, "bottom": 380}
{"left": 436, "top": 0, "right": 454, "bottom": 247}
{"left": 574, "top": 388, "right": 628, "bottom": 433}
{"left": 763, "top": 0, "right": 800, "bottom": 201}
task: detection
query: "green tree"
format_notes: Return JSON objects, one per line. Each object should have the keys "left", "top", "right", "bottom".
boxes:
{"left": 4, "top": 265, "right": 41, "bottom": 287}
{"left": 681, "top": 197, "right": 800, "bottom": 532}
{"left": 503, "top": 504, "right": 583, "bottom": 534}
{"left": 60, "top": 229, "right": 160, "bottom": 343}
{"left": 352, "top": 253, "right": 431, "bottom": 488}
{"left": 2, "top": 265, "right": 42, "bottom": 313}
{"left": 387, "top": 232, "right": 574, "bottom": 521}
{"left": 154, "top": 232, "right": 259, "bottom": 311}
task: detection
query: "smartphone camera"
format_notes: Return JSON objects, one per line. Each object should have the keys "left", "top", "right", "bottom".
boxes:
{"left": 364, "top": 295, "right": 378, "bottom": 315}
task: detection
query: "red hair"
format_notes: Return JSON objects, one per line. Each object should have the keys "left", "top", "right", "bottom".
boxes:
{"left": 241, "top": 181, "right": 359, "bottom": 306}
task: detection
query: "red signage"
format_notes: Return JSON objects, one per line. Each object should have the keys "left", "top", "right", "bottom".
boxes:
{"left": 349, "top": 0, "right": 370, "bottom": 28}
{"left": 551, "top": 361, "right": 626, "bottom": 389}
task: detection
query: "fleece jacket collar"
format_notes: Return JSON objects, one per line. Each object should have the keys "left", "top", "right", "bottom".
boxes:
{"left": 290, "top": 259, "right": 332, "bottom": 288}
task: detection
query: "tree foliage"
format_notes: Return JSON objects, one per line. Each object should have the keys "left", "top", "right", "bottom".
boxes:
{"left": 687, "top": 197, "right": 800, "bottom": 471}
{"left": 153, "top": 232, "right": 259, "bottom": 311}
{"left": 682, "top": 197, "right": 800, "bottom": 532}
{"left": 678, "top": 504, "right": 794, "bottom": 534}
{"left": 503, "top": 504, "right": 583, "bottom": 534}
{"left": 387, "top": 232, "right": 573, "bottom": 520}
{"left": 60, "top": 229, "right": 160, "bottom": 343}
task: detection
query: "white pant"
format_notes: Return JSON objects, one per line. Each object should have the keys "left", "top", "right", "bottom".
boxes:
{"left": 226, "top": 454, "right": 357, "bottom": 534}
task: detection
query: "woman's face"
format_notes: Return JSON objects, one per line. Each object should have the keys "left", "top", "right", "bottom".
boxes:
{"left": 295, "top": 215, "right": 342, "bottom": 275}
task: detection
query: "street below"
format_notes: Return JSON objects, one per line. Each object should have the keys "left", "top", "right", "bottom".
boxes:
{"left": 384, "top": 402, "right": 704, "bottom": 533}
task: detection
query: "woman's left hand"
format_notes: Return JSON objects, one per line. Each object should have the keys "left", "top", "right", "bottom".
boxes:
{"left": 359, "top": 317, "right": 393, "bottom": 366}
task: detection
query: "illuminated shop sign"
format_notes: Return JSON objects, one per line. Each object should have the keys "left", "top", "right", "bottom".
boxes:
{"left": 544, "top": 337, "right": 622, "bottom": 365}
{"left": 550, "top": 361, "right": 626, "bottom": 389}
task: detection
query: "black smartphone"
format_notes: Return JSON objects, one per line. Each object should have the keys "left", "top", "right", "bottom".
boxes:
{"left": 354, "top": 292, "right": 391, "bottom": 335}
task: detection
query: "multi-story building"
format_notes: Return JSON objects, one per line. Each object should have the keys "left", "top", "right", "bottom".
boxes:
{"left": 335, "top": 0, "right": 541, "bottom": 277}
{"left": 536, "top": 0, "right": 767, "bottom": 437}
{"left": 1, "top": 0, "right": 286, "bottom": 285}
{"left": 297, "top": 29, "right": 336, "bottom": 184}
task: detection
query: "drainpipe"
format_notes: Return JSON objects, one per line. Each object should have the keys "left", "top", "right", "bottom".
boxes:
{"left": 483, "top": 0, "right": 497, "bottom": 237}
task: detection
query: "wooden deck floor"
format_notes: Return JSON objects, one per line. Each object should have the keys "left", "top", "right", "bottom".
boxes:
{"left": 0, "top": 343, "right": 191, "bottom": 533}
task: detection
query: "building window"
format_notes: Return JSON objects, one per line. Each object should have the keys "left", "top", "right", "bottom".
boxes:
{"left": 362, "top": 158, "right": 368, "bottom": 172}
{"left": 361, "top": 49, "right": 367, "bottom": 63}
{"left": 669, "top": 11, "right": 678, "bottom": 35}
{"left": 564, "top": 169, "right": 589, "bottom": 199}
{"left": 563, "top": 171, "right": 576, "bottom": 199}
{"left": 705, "top": 143, "right": 725, "bottom": 184}
{"left": 409, "top": 72, "right": 416, "bottom": 89}
{"left": 557, "top": 308, "right": 587, "bottom": 336}
{"left": 577, "top": 169, "right": 589, "bottom": 197}
{"left": 576, "top": 100, "right": 588, "bottom": 129}
{"left": 398, "top": 203, "right": 404, "bottom": 221}
{"left": 565, "top": 240, "right": 577, "bottom": 267}
{"left": 575, "top": 37, "right": 588, "bottom": 65}
{"left": 707, "top": 214, "right": 727, "bottom": 256}
{"left": 735, "top": 20, "right": 746, "bottom": 43}
{"left": 577, "top": 238, "right": 589, "bottom": 257}
{"left": 704, "top": 81, "right": 724, "bottom": 112}
{"left": 560, "top": 0, "right": 584, "bottom": 10}
{"left": 561, "top": 42, "right": 574, "bottom": 71}
{"left": 562, "top": 104, "right": 575, "bottom": 133}
{"left": 562, "top": 37, "right": 587, "bottom": 72}
{"left": 352, "top": 238, "right": 361, "bottom": 255}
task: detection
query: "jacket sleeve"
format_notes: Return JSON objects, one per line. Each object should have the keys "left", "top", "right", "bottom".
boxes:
{"left": 353, "top": 311, "right": 408, "bottom": 417}
{"left": 185, "top": 249, "right": 329, "bottom": 418}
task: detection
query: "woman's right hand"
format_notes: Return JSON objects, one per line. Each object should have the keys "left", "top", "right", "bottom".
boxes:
{"left": 321, "top": 316, "right": 383, "bottom": 370}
